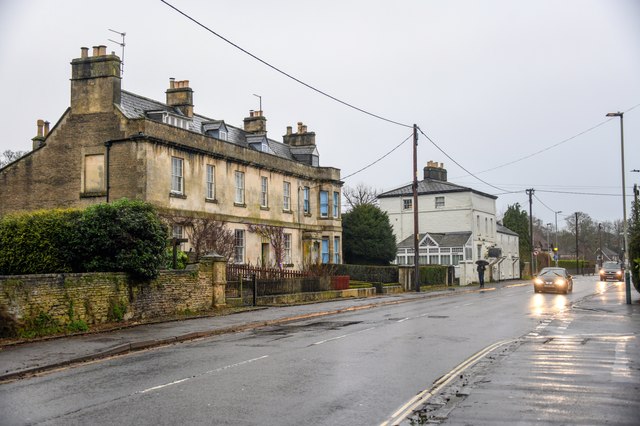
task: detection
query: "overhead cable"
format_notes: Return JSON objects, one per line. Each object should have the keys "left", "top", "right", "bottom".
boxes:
{"left": 461, "top": 102, "right": 640, "bottom": 177}
{"left": 417, "top": 127, "right": 514, "bottom": 194}
{"left": 342, "top": 133, "right": 414, "bottom": 180}
{"left": 160, "top": 0, "right": 412, "bottom": 128}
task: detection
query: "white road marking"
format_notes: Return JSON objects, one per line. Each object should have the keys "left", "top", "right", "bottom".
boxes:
{"left": 396, "top": 317, "right": 410, "bottom": 323}
{"left": 311, "top": 327, "right": 376, "bottom": 346}
{"left": 138, "top": 355, "right": 269, "bottom": 394}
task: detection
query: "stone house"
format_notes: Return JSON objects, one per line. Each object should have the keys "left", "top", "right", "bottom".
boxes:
{"left": 0, "top": 45, "right": 343, "bottom": 268}
{"left": 378, "top": 161, "right": 520, "bottom": 284}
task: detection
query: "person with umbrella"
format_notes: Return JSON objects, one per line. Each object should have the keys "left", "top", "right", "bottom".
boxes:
{"left": 476, "top": 260, "right": 488, "bottom": 289}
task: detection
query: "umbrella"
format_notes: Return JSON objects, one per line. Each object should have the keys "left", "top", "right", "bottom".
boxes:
{"left": 476, "top": 260, "right": 489, "bottom": 266}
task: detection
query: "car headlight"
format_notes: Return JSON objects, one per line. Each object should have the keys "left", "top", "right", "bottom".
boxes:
{"left": 534, "top": 278, "right": 544, "bottom": 285}
{"left": 599, "top": 269, "right": 605, "bottom": 275}
{"left": 616, "top": 271, "right": 622, "bottom": 276}
{"left": 554, "top": 279, "right": 566, "bottom": 286}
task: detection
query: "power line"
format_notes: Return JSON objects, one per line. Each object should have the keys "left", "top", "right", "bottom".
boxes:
{"left": 455, "top": 102, "right": 640, "bottom": 178}
{"left": 342, "top": 133, "right": 413, "bottom": 180}
{"left": 533, "top": 193, "right": 556, "bottom": 213}
{"left": 417, "top": 127, "right": 511, "bottom": 193}
{"left": 160, "top": 0, "right": 412, "bottom": 129}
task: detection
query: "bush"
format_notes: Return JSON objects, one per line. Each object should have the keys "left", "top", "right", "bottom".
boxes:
{"left": 0, "top": 209, "right": 82, "bottom": 275}
{"left": 71, "top": 200, "right": 168, "bottom": 280}
{"left": 419, "top": 265, "right": 448, "bottom": 285}
{"left": 0, "top": 200, "right": 168, "bottom": 279}
{"left": 334, "top": 264, "right": 398, "bottom": 283}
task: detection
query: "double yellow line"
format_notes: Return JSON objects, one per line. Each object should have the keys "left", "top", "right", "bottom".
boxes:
{"left": 380, "top": 339, "right": 514, "bottom": 426}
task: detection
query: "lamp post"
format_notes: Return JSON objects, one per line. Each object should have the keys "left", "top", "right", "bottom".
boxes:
{"left": 554, "top": 210, "right": 562, "bottom": 266}
{"left": 606, "top": 111, "right": 631, "bottom": 304}
{"left": 546, "top": 222, "right": 552, "bottom": 253}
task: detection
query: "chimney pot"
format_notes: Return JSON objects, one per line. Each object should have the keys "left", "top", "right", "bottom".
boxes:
{"left": 36, "top": 119, "right": 44, "bottom": 138}
{"left": 169, "top": 78, "right": 175, "bottom": 89}
{"left": 286, "top": 126, "right": 292, "bottom": 135}
{"left": 302, "top": 125, "right": 308, "bottom": 133}
{"left": 44, "top": 121, "right": 50, "bottom": 137}
{"left": 92, "top": 46, "right": 100, "bottom": 57}
{"left": 297, "top": 122, "right": 303, "bottom": 133}
{"left": 81, "top": 47, "right": 89, "bottom": 58}
{"left": 98, "top": 45, "right": 107, "bottom": 56}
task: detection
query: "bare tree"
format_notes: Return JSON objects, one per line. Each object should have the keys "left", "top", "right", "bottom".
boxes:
{"left": 0, "top": 150, "right": 28, "bottom": 168}
{"left": 247, "top": 224, "right": 286, "bottom": 269}
{"left": 343, "top": 183, "right": 380, "bottom": 210}
{"left": 162, "top": 215, "right": 236, "bottom": 261}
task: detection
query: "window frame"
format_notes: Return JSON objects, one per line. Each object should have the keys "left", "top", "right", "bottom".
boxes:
{"left": 333, "top": 236, "right": 340, "bottom": 264}
{"left": 260, "top": 176, "right": 269, "bottom": 208}
{"left": 403, "top": 198, "right": 413, "bottom": 210}
{"left": 435, "top": 196, "right": 445, "bottom": 208}
{"left": 283, "top": 181, "right": 291, "bottom": 211}
{"left": 235, "top": 171, "right": 245, "bottom": 205}
{"left": 303, "top": 186, "right": 310, "bottom": 214}
{"left": 320, "top": 190, "right": 329, "bottom": 218}
{"left": 321, "top": 237, "right": 330, "bottom": 264}
{"left": 234, "top": 229, "right": 245, "bottom": 264}
{"left": 206, "top": 164, "right": 215, "bottom": 200}
{"left": 333, "top": 191, "right": 340, "bottom": 218}
{"left": 171, "top": 157, "right": 184, "bottom": 195}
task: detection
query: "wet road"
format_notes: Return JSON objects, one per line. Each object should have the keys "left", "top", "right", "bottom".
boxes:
{"left": 0, "top": 276, "right": 604, "bottom": 425}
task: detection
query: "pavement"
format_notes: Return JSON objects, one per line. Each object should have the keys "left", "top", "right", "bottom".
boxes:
{"left": 0, "top": 284, "right": 482, "bottom": 383}
{"left": 398, "top": 281, "right": 640, "bottom": 425}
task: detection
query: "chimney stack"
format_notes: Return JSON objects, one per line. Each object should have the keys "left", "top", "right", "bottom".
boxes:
{"left": 243, "top": 109, "right": 267, "bottom": 134}
{"left": 283, "top": 121, "right": 316, "bottom": 146}
{"left": 423, "top": 161, "right": 447, "bottom": 181}
{"left": 32, "top": 119, "right": 46, "bottom": 149}
{"left": 70, "top": 44, "right": 121, "bottom": 114}
{"left": 166, "top": 79, "right": 194, "bottom": 118}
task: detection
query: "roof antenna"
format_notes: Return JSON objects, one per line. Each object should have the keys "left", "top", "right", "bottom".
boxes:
{"left": 108, "top": 28, "right": 126, "bottom": 75}
{"left": 253, "top": 93, "right": 262, "bottom": 112}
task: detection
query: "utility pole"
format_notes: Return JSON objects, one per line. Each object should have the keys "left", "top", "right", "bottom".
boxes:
{"left": 575, "top": 212, "right": 580, "bottom": 275}
{"left": 598, "top": 223, "right": 603, "bottom": 268}
{"left": 526, "top": 188, "right": 535, "bottom": 275}
{"left": 413, "top": 124, "right": 420, "bottom": 292}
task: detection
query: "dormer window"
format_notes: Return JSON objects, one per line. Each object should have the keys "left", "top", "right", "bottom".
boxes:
{"left": 247, "top": 135, "right": 272, "bottom": 154}
{"left": 147, "top": 111, "right": 191, "bottom": 130}
{"left": 202, "top": 121, "right": 228, "bottom": 141}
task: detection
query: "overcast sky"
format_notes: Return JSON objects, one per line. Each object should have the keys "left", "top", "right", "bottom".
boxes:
{"left": 1, "top": 0, "right": 639, "bottom": 229}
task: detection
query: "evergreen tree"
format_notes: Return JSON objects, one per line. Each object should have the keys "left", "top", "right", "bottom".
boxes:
{"left": 342, "top": 204, "right": 396, "bottom": 265}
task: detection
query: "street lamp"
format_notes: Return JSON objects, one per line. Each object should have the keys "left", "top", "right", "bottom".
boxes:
{"left": 554, "top": 210, "right": 562, "bottom": 266}
{"left": 606, "top": 111, "right": 631, "bottom": 304}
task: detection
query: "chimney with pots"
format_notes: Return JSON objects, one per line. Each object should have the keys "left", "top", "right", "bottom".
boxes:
{"left": 31, "top": 119, "right": 46, "bottom": 149}
{"left": 70, "top": 45, "right": 121, "bottom": 114}
{"left": 423, "top": 160, "right": 447, "bottom": 181}
{"left": 282, "top": 121, "right": 316, "bottom": 146}
{"left": 166, "top": 78, "right": 194, "bottom": 118}
{"left": 243, "top": 110, "right": 267, "bottom": 134}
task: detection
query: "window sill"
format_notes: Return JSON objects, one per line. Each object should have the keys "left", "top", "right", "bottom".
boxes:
{"left": 234, "top": 202, "right": 246, "bottom": 208}
{"left": 170, "top": 192, "right": 187, "bottom": 199}
{"left": 260, "top": 206, "right": 270, "bottom": 211}
{"left": 80, "top": 191, "right": 106, "bottom": 198}
{"left": 303, "top": 212, "right": 312, "bottom": 217}
{"left": 282, "top": 209, "right": 293, "bottom": 214}
{"left": 205, "top": 198, "right": 218, "bottom": 204}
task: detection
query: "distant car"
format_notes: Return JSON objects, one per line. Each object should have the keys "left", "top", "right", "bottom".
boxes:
{"left": 533, "top": 267, "right": 574, "bottom": 294}
{"left": 599, "top": 261, "right": 623, "bottom": 282}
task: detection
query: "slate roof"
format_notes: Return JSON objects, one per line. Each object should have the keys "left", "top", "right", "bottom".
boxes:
{"left": 397, "top": 232, "right": 472, "bottom": 248}
{"left": 496, "top": 222, "right": 519, "bottom": 236}
{"left": 118, "top": 90, "right": 307, "bottom": 163}
{"left": 378, "top": 178, "right": 497, "bottom": 200}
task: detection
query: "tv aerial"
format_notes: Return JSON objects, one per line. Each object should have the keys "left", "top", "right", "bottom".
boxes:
{"left": 108, "top": 29, "right": 126, "bottom": 75}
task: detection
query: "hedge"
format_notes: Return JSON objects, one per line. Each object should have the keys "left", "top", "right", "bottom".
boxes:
{"left": 0, "top": 200, "right": 168, "bottom": 279}
{"left": 333, "top": 264, "right": 398, "bottom": 283}
{"left": 418, "top": 265, "right": 448, "bottom": 285}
